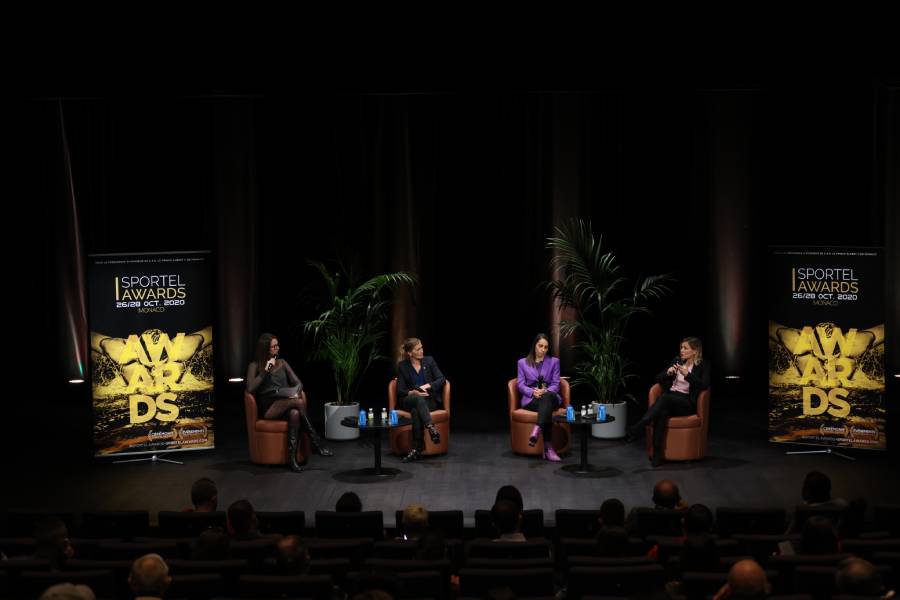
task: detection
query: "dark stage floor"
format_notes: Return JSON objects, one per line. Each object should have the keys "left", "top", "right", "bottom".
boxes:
{"left": 5, "top": 391, "right": 898, "bottom": 528}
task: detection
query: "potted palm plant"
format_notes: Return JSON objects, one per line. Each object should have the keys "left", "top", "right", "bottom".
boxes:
{"left": 303, "top": 261, "right": 416, "bottom": 440}
{"left": 546, "top": 219, "right": 675, "bottom": 438}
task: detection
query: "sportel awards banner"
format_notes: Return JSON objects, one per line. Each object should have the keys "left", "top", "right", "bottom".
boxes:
{"left": 88, "top": 251, "right": 214, "bottom": 456}
{"left": 768, "top": 247, "right": 885, "bottom": 450}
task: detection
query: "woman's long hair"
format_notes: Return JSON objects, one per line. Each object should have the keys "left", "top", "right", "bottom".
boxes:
{"left": 399, "top": 337, "right": 421, "bottom": 363}
{"left": 682, "top": 336, "right": 703, "bottom": 365}
{"left": 254, "top": 333, "right": 277, "bottom": 374}
{"left": 526, "top": 333, "right": 551, "bottom": 367}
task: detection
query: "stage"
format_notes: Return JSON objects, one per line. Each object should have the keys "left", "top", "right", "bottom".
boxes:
{"left": 6, "top": 388, "right": 899, "bottom": 528}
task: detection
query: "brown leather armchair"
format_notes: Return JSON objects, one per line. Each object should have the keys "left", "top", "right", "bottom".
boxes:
{"left": 508, "top": 378, "right": 571, "bottom": 455}
{"left": 388, "top": 379, "right": 451, "bottom": 456}
{"left": 244, "top": 391, "right": 311, "bottom": 465}
{"left": 645, "top": 383, "right": 710, "bottom": 461}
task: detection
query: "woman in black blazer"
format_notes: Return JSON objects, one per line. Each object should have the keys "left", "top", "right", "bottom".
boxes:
{"left": 627, "top": 336, "right": 711, "bottom": 467}
{"left": 396, "top": 337, "right": 445, "bottom": 462}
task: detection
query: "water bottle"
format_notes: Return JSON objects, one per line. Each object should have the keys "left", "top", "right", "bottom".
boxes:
{"left": 381, "top": 407, "right": 387, "bottom": 422}
{"left": 390, "top": 409, "right": 398, "bottom": 425}
{"left": 367, "top": 408, "right": 374, "bottom": 423}
{"left": 580, "top": 405, "right": 587, "bottom": 418}
{"left": 566, "top": 405, "right": 575, "bottom": 422}
{"left": 587, "top": 404, "right": 594, "bottom": 418}
{"left": 359, "top": 410, "right": 367, "bottom": 426}
{"left": 599, "top": 404, "right": 606, "bottom": 422}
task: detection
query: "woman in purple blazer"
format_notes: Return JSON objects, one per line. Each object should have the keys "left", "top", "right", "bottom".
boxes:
{"left": 517, "top": 333, "right": 562, "bottom": 462}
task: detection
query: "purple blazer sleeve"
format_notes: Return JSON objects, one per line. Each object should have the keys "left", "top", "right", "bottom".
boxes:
{"left": 517, "top": 358, "right": 534, "bottom": 405}
{"left": 546, "top": 357, "right": 561, "bottom": 394}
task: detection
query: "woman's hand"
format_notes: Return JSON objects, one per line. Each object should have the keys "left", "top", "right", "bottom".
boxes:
{"left": 533, "top": 387, "right": 545, "bottom": 398}
{"left": 675, "top": 363, "right": 689, "bottom": 377}
{"left": 265, "top": 358, "right": 277, "bottom": 372}
{"left": 666, "top": 366, "right": 677, "bottom": 377}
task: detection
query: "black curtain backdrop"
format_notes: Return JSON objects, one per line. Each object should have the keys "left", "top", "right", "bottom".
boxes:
{"left": 27, "top": 79, "right": 899, "bottom": 439}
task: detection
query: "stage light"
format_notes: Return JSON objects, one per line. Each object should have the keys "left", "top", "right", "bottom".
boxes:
{"left": 725, "top": 375, "right": 741, "bottom": 380}
{"left": 69, "top": 379, "right": 85, "bottom": 384}
{"left": 229, "top": 377, "right": 245, "bottom": 383}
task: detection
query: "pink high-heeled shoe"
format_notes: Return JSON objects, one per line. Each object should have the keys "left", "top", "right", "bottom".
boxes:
{"left": 543, "top": 443, "right": 561, "bottom": 462}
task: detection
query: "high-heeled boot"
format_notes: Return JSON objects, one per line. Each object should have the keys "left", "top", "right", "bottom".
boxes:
{"left": 300, "top": 411, "right": 333, "bottom": 456}
{"left": 287, "top": 423, "right": 304, "bottom": 472}
{"left": 528, "top": 425, "right": 541, "bottom": 447}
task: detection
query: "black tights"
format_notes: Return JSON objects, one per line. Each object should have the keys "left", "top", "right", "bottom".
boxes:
{"left": 523, "top": 392, "right": 559, "bottom": 442}
{"left": 636, "top": 391, "right": 694, "bottom": 457}
{"left": 400, "top": 395, "right": 438, "bottom": 450}
{"left": 264, "top": 397, "right": 305, "bottom": 427}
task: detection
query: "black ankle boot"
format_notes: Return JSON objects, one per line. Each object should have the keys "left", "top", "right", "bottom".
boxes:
{"left": 301, "top": 412, "right": 333, "bottom": 456}
{"left": 426, "top": 424, "right": 440, "bottom": 445}
{"left": 287, "top": 424, "right": 304, "bottom": 473}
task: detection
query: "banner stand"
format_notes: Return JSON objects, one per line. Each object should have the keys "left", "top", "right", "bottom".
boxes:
{"left": 785, "top": 447, "right": 855, "bottom": 461}
{"left": 112, "top": 453, "right": 184, "bottom": 465}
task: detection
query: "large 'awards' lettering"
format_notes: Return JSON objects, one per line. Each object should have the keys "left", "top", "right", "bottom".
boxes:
{"left": 117, "top": 332, "right": 186, "bottom": 424}
{"left": 792, "top": 325, "right": 855, "bottom": 418}
{"left": 129, "top": 393, "right": 180, "bottom": 423}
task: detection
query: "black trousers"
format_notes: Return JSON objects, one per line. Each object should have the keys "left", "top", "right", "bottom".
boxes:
{"left": 400, "top": 395, "right": 439, "bottom": 450}
{"left": 641, "top": 391, "right": 695, "bottom": 458}
{"left": 522, "top": 392, "right": 560, "bottom": 443}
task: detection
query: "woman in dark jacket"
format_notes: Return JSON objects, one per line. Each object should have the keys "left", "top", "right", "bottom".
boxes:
{"left": 246, "top": 333, "right": 332, "bottom": 472}
{"left": 627, "top": 336, "right": 710, "bottom": 467}
{"left": 396, "top": 337, "right": 445, "bottom": 463}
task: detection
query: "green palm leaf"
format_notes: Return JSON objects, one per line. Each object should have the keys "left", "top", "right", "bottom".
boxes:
{"left": 546, "top": 218, "right": 675, "bottom": 403}
{"left": 303, "top": 262, "right": 416, "bottom": 405}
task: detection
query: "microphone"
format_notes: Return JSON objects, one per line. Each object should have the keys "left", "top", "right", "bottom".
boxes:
{"left": 266, "top": 354, "right": 278, "bottom": 372}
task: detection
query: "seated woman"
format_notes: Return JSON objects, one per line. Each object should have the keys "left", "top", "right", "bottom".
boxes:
{"left": 517, "top": 333, "right": 562, "bottom": 462}
{"left": 396, "top": 337, "right": 444, "bottom": 463}
{"left": 246, "top": 333, "right": 332, "bottom": 472}
{"left": 627, "top": 336, "right": 710, "bottom": 467}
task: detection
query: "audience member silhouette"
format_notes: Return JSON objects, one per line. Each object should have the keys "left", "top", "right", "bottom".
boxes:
{"left": 128, "top": 553, "right": 171, "bottom": 600}
{"left": 275, "top": 535, "right": 311, "bottom": 575}
{"left": 595, "top": 498, "right": 630, "bottom": 557}
{"left": 492, "top": 500, "right": 525, "bottom": 542}
{"left": 801, "top": 471, "right": 848, "bottom": 509}
{"left": 186, "top": 477, "right": 218, "bottom": 512}
{"left": 227, "top": 499, "right": 264, "bottom": 541}
{"left": 33, "top": 517, "right": 74, "bottom": 569}
{"left": 400, "top": 504, "right": 429, "bottom": 541}
{"left": 713, "top": 559, "right": 771, "bottom": 600}
{"left": 495, "top": 485, "right": 524, "bottom": 512}
{"left": 653, "top": 479, "right": 689, "bottom": 511}
{"left": 835, "top": 557, "right": 890, "bottom": 597}
{"left": 336, "top": 491, "right": 363, "bottom": 512}
{"left": 38, "top": 583, "right": 95, "bottom": 600}
{"left": 599, "top": 498, "right": 626, "bottom": 527}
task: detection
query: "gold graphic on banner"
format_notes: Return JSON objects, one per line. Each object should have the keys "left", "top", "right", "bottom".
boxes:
{"left": 769, "top": 321, "right": 885, "bottom": 448}
{"left": 91, "top": 327, "right": 213, "bottom": 455}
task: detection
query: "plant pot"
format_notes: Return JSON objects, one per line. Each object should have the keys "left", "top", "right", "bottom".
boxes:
{"left": 324, "top": 402, "right": 361, "bottom": 440}
{"left": 591, "top": 401, "right": 627, "bottom": 439}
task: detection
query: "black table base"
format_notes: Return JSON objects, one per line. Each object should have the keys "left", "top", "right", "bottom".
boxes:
{"left": 336, "top": 416, "right": 411, "bottom": 483}
{"left": 552, "top": 414, "right": 621, "bottom": 479}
